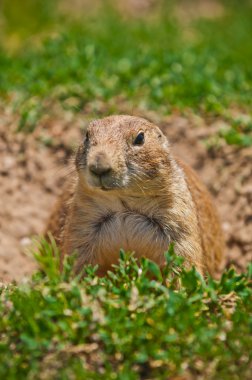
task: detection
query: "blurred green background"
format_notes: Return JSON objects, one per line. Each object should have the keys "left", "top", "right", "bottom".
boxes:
{"left": 0, "top": 0, "right": 252, "bottom": 137}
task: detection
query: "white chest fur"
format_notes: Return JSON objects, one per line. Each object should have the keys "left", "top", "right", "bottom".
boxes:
{"left": 69, "top": 191, "right": 171, "bottom": 269}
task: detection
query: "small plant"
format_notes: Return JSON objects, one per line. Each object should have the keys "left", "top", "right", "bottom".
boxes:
{"left": 219, "top": 116, "right": 252, "bottom": 147}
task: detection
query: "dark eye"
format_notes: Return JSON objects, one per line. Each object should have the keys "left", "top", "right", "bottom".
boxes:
{"left": 133, "top": 132, "right": 145, "bottom": 146}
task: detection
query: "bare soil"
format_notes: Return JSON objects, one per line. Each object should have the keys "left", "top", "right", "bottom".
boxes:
{"left": 0, "top": 109, "right": 251, "bottom": 282}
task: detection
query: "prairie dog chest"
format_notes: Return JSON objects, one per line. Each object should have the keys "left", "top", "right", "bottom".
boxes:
{"left": 74, "top": 194, "right": 170, "bottom": 266}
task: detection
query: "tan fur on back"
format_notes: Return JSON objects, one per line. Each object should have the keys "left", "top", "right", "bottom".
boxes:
{"left": 46, "top": 115, "right": 224, "bottom": 277}
{"left": 176, "top": 159, "right": 224, "bottom": 275}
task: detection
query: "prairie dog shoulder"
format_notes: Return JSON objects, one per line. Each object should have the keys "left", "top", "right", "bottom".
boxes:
{"left": 46, "top": 115, "right": 224, "bottom": 276}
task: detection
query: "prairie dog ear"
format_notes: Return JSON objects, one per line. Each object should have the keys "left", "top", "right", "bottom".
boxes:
{"left": 156, "top": 127, "right": 169, "bottom": 149}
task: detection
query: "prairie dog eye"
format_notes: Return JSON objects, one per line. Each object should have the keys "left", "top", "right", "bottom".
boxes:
{"left": 133, "top": 132, "right": 145, "bottom": 146}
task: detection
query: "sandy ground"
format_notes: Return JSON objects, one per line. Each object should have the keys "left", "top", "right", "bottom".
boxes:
{"left": 0, "top": 109, "right": 251, "bottom": 282}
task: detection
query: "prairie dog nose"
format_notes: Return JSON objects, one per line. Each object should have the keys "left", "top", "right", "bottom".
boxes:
{"left": 88, "top": 152, "right": 112, "bottom": 176}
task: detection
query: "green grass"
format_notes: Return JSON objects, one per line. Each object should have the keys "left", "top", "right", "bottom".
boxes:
{"left": 0, "top": 241, "right": 251, "bottom": 379}
{"left": 219, "top": 115, "right": 252, "bottom": 147}
{"left": 0, "top": 0, "right": 252, "bottom": 138}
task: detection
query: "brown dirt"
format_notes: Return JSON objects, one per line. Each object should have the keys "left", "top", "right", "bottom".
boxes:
{"left": 0, "top": 109, "right": 251, "bottom": 282}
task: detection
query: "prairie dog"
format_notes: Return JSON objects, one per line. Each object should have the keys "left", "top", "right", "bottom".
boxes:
{"left": 46, "top": 115, "right": 224, "bottom": 276}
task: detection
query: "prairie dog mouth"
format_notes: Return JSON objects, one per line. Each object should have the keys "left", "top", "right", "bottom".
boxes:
{"left": 100, "top": 184, "right": 112, "bottom": 191}
{"left": 88, "top": 172, "right": 121, "bottom": 191}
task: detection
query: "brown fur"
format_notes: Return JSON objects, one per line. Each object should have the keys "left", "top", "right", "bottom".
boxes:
{"left": 45, "top": 115, "right": 224, "bottom": 277}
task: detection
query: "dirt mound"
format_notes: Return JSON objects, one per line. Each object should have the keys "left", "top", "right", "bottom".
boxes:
{"left": 0, "top": 110, "right": 251, "bottom": 281}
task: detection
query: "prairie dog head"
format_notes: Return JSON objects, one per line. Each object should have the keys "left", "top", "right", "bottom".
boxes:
{"left": 76, "top": 115, "right": 171, "bottom": 194}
